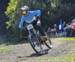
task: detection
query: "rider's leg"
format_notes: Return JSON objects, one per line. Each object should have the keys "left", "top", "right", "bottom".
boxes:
{"left": 36, "top": 25, "right": 48, "bottom": 41}
{"left": 32, "top": 21, "right": 47, "bottom": 41}
{"left": 36, "top": 25, "right": 45, "bottom": 36}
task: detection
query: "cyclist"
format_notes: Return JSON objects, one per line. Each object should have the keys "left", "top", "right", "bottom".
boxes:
{"left": 19, "top": 5, "right": 47, "bottom": 41}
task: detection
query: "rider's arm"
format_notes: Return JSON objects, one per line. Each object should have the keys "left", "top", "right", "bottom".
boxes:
{"left": 19, "top": 15, "right": 25, "bottom": 29}
{"left": 35, "top": 10, "right": 41, "bottom": 17}
{"left": 34, "top": 10, "right": 41, "bottom": 25}
{"left": 35, "top": 10, "right": 41, "bottom": 21}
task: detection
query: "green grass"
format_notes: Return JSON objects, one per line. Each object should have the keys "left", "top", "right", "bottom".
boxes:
{"left": 51, "top": 37, "right": 75, "bottom": 41}
{"left": 0, "top": 45, "right": 14, "bottom": 53}
{"left": 53, "top": 54, "right": 75, "bottom": 62}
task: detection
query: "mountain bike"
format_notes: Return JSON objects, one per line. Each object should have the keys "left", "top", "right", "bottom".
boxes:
{"left": 26, "top": 23, "right": 52, "bottom": 55}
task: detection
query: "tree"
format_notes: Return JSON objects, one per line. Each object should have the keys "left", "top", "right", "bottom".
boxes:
{"left": 5, "top": 0, "right": 75, "bottom": 36}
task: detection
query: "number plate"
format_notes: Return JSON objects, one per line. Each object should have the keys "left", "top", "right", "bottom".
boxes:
{"left": 27, "top": 24, "right": 33, "bottom": 30}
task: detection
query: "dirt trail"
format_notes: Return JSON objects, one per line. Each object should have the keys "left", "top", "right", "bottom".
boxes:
{"left": 0, "top": 39, "right": 75, "bottom": 62}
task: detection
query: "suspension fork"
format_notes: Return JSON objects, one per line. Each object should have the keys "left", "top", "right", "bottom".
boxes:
{"left": 28, "top": 28, "right": 36, "bottom": 38}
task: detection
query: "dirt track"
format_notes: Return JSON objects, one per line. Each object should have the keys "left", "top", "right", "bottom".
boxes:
{"left": 0, "top": 38, "right": 75, "bottom": 62}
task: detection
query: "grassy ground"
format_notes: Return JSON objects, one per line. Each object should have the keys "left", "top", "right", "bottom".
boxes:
{"left": 0, "top": 45, "right": 14, "bottom": 53}
{"left": 51, "top": 37, "right": 75, "bottom": 41}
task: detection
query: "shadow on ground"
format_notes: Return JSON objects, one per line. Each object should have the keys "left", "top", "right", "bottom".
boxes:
{"left": 27, "top": 49, "right": 49, "bottom": 58}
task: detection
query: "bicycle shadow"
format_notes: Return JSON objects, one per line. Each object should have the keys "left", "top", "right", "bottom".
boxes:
{"left": 27, "top": 49, "right": 49, "bottom": 57}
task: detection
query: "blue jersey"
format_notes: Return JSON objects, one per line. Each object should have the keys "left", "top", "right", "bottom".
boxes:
{"left": 19, "top": 10, "right": 41, "bottom": 29}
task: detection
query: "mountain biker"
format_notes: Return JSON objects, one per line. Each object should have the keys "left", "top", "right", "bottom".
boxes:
{"left": 18, "top": 5, "right": 47, "bottom": 40}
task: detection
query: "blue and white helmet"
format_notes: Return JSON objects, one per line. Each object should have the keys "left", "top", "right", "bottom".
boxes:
{"left": 21, "top": 5, "right": 29, "bottom": 10}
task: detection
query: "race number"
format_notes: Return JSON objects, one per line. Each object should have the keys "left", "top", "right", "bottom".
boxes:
{"left": 27, "top": 24, "right": 33, "bottom": 30}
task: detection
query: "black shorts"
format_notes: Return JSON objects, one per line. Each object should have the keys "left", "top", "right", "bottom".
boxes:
{"left": 32, "top": 21, "right": 45, "bottom": 36}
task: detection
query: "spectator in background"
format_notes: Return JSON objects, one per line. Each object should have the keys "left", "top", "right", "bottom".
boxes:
{"left": 71, "top": 19, "right": 75, "bottom": 37}
{"left": 64, "top": 19, "right": 75, "bottom": 37}
{"left": 47, "top": 26, "right": 51, "bottom": 36}
{"left": 59, "top": 19, "right": 63, "bottom": 32}
{"left": 63, "top": 21, "right": 67, "bottom": 36}
{"left": 63, "top": 21, "right": 66, "bottom": 28}
{"left": 47, "top": 26, "right": 51, "bottom": 33}
{"left": 54, "top": 24, "right": 58, "bottom": 37}
{"left": 65, "top": 23, "right": 72, "bottom": 37}
{"left": 51, "top": 24, "right": 58, "bottom": 37}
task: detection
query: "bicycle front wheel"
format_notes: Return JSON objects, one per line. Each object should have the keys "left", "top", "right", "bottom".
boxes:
{"left": 29, "top": 34, "right": 47, "bottom": 55}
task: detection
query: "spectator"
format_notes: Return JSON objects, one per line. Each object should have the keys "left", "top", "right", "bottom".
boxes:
{"left": 47, "top": 26, "right": 51, "bottom": 37}
{"left": 65, "top": 23, "right": 72, "bottom": 37}
{"left": 51, "top": 24, "right": 58, "bottom": 37}
{"left": 63, "top": 21, "right": 67, "bottom": 37}
{"left": 47, "top": 26, "right": 51, "bottom": 33}
{"left": 71, "top": 19, "right": 75, "bottom": 37}
{"left": 64, "top": 19, "right": 75, "bottom": 37}
{"left": 59, "top": 19, "right": 63, "bottom": 32}
{"left": 63, "top": 21, "right": 66, "bottom": 28}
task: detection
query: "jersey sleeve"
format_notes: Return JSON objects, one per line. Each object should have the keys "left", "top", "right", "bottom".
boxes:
{"left": 19, "top": 15, "right": 25, "bottom": 29}
{"left": 35, "top": 10, "right": 41, "bottom": 16}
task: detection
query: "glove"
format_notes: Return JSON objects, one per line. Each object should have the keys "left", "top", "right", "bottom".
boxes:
{"left": 36, "top": 20, "right": 41, "bottom": 26}
{"left": 33, "top": 16, "right": 36, "bottom": 21}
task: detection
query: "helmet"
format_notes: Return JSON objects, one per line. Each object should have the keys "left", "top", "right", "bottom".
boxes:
{"left": 21, "top": 5, "right": 29, "bottom": 11}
